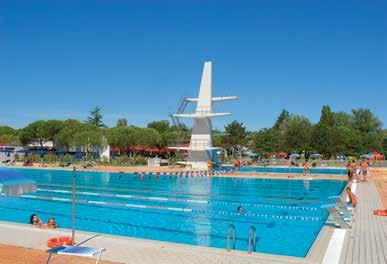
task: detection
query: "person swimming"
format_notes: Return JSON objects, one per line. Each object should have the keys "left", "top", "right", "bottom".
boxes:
{"left": 46, "top": 217, "right": 58, "bottom": 229}
{"left": 30, "top": 214, "right": 42, "bottom": 227}
{"left": 237, "top": 206, "right": 244, "bottom": 214}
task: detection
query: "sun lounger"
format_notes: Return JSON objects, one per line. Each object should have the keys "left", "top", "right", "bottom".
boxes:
{"left": 46, "top": 245, "right": 105, "bottom": 264}
{"left": 59, "top": 162, "right": 71, "bottom": 167}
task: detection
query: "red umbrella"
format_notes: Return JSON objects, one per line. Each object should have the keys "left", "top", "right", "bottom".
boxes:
{"left": 111, "top": 147, "right": 120, "bottom": 153}
{"left": 145, "top": 147, "right": 160, "bottom": 153}
{"left": 132, "top": 145, "right": 144, "bottom": 151}
{"left": 160, "top": 147, "right": 172, "bottom": 153}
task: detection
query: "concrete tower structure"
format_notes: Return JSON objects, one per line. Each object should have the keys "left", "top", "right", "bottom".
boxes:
{"left": 172, "top": 62, "right": 237, "bottom": 170}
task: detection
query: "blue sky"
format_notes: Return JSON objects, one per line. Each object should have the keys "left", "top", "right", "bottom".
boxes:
{"left": 1, "top": 0, "right": 386, "bottom": 130}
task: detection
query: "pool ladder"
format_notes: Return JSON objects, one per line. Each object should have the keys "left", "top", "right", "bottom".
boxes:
{"left": 247, "top": 225, "right": 257, "bottom": 254}
{"left": 227, "top": 224, "right": 236, "bottom": 251}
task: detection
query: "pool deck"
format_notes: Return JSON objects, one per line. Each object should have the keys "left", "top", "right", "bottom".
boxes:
{"left": 337, "top": 171, "right": 387, "bottom": 264}
{"left": 0, "top": 220, "right": 332, "bottom": 264}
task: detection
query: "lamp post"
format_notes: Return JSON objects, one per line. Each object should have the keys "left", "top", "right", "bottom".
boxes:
{"left": 71, "top": 166, "right": 76, "bottom": 245}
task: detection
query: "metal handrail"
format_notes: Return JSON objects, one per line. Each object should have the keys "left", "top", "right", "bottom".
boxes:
{"left": 227, "top": 224, "right": 236, "bottom": 251}
{"left": 247, "top": 226, "right": 256, "bottom": 254}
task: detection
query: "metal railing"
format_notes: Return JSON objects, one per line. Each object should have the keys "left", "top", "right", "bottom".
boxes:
{"left": 227, "top": 224, "right": 236, "bottom": 251}
{"left": 247, "top": 226, "right": 256, "bottom": 254}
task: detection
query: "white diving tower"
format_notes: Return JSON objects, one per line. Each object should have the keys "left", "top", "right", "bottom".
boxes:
{"left": 172, "top": 61, "right": 237, "bottom": 170}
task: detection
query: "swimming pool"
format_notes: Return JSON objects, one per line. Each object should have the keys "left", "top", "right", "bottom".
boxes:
{"left": 0, "top": 168, "right": 346, "bottom": 257}
{"left": 239, "top": 167, "right": 347, "bottom": 175}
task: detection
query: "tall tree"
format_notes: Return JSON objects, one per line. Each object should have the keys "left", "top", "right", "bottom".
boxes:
{"left": 273, "top": 109, "right": 290, "bottom": 130}
{"left": 18, "top": 120, "right": 47, "bottom": 147}
{"left": 351, "top": 108, "right": 383, "bottom": 152}
{"left": 148, "top": 120, "right": 170, "bottom": 134}
{"left": 86, "top": 106, "right": 105, "bottom": 127}
{"left": 55, "top": 119, "right": 82, "bottom": 151}
{"left": 116, "top": 118, "right": 128, "bottom": 127}
{"left": 283, "top": 115, "right": 312, "bottom": 152}
{"left": 44, "top": 120, "right": 64, "bottom": 148}
{"left": 0, "top": 126, "right": 15, "bottom": 136}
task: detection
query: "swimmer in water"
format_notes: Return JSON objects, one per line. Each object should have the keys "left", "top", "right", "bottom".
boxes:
{"left": 237, "top": 206, "right": 244, "bottom": 214}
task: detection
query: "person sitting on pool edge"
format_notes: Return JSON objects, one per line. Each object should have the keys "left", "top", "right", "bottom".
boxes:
{"left": 29, "top": 214, "right": 42, "bottom": 227}
{"left": 345, "top": 187, "right": 357, "bottom": 208}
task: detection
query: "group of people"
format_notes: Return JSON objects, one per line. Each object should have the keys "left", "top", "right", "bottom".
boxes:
{"left": 30, "top": 214, "right": 58, "bottom": 229}
{"left": 346, "top": 159, "right": 369, "bottom": 182}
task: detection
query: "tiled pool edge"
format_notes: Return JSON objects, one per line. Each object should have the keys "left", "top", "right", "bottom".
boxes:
{"left": 0, "top": 220, "right": 324, "bottom": 264}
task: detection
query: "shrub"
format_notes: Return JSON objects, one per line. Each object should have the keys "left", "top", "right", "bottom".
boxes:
{"left": 43, "top": 154, "right": 56, "bottom": 163}
{"left": 116, "top": 155, "right": 130, "bottom": 165}
{"left": 60, "top": 154, "right": 73, "bottom": 163}
{"left": 134, "top": 156, "right": 147, "bottom": 165}
{"left": 101, "top": 156, "right": 110, "bottom": 164}
{"left": 27, "top": 154, "right": 41, "bottom": 163}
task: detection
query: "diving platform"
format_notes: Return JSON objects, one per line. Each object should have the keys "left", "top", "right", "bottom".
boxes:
{"left": 171, "top": 61, "right": 237, "bottom": 170}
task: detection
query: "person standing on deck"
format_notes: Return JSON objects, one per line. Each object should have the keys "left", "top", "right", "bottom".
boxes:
{"left": 360, "top": 159, "right": 369, "bottom": 182}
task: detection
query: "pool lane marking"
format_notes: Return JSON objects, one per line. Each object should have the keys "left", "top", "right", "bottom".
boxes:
{"left": 36, "top": 188, "right": 321, "bottom": 212}
{"left": 37, "top": 188, "right": 207, "bottom": 204}
{"left": 20, "top": 194, "right": 192, "bottom": 212}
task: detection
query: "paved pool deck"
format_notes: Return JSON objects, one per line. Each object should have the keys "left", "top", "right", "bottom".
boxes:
{"left": 0, "top": 220, "right": 333, "bottom": 264}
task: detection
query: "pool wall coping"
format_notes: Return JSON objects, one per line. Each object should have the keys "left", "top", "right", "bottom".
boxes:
{"left": 0, "top": 220, "right": 328, "bottom": 264}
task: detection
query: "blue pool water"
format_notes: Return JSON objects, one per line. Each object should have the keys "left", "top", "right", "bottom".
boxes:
{"left": 0, "top": 168, "right": 346, "bottom": 257}
{"left": 239, "top": 167, "right": 347, "bottom": 175}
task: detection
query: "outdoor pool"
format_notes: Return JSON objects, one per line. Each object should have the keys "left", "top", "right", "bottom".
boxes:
{"left": 238, "top": 167, "right": 347, "bottom": 175}
{"left": 0, "top": 168, "right": 346, "bottom": 257}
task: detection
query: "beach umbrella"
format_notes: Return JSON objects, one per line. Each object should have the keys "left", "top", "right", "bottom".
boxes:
{"left": 0, "top": 168, "right": 36, "bottom": 196}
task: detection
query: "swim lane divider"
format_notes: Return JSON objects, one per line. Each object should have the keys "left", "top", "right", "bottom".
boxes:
{"left": 20, "top": 194, "right": 192, "bottom": 212}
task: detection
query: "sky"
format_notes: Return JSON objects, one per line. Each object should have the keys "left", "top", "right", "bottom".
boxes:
{"left": 0, "top": 0, "right": 386, "bottom": 131}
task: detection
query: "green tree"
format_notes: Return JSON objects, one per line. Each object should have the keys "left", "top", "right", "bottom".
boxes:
{"left": 86, "top": 106, "right": 105, "bottom": 127}
{"left": 116, "top": 118, "right": 128, "bottom": 127}
{"left": 44, "top": 120, "right": 64, "bottom": 148}
{"left": 351, "top": 108, "right": 383, "bottom": 152}
{"left": 134, "top": 128, "right": 161, "bottom": 147}
{"left": 253, "top": 128, "right": 281, "bottom": 154}
{"left": 73, "top": 125, "right": 103, "bottom": 154}
{"left": 224, "top": 121, "right": 247, "bottom": 147}
{"left": 148, "top": 120, "right": 170, "bottom": 134}
{"left": 283, "top": 115, "right": 312, "bottom": 152}
{"left": 382, "top": 130, "right": 387, "bottom": 156}
{"left": 0, "top": 126, "right": 15, "bottom": 136}
{"left": 107, "top": 126, "right": 137, "bottom": 149}
{"left": 18, "top": 120, "right": 48, "bottom": 147}
{"left": 55, "top": 119, "right": 82, "bottom": 151}
{"left": 273, "top": 109, "right": 290, "bottom": 130}
{"left": 161, "top": 130, "right": 180, "bottom": 147}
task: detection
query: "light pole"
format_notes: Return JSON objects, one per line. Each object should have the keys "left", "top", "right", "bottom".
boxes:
{"left": 71, "top": 166, "right": 76, "bottom": 245}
